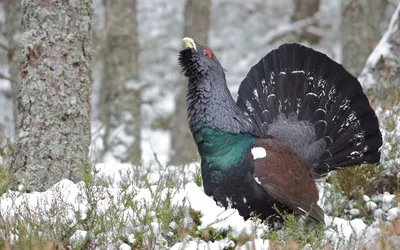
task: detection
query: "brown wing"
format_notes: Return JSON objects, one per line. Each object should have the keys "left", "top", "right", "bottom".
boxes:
{"left": 252, "top": 138, "right": 325, "bottom": 223}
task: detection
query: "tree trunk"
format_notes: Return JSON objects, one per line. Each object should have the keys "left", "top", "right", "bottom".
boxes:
{"left": 98, "top": 0, "right": 141, "bottom": 165}
{"left": 170, "top": 0, "right": 211, "bottom": 165}
{"left": 341, "top": 0, "right": 387, "bottom": 76}
{"left": 13, "top": 0, "right": 93, "bottom": 192}
{"left": 291, "top": 0, "right": 321, "bottom": 44}
{"left": 359, "top": 2, "right": 400, "bottom": 102}
{"left": 2, "top": 0, "right": 22, "bottom": 138}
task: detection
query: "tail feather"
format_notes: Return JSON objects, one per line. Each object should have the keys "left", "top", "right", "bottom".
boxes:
{"left": 237, "top": 43, "right": 382, "bottom": 177}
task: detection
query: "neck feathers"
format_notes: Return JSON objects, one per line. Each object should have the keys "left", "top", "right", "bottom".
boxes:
{"left": 186, "top": 72, "right": 253, "bottom": 134}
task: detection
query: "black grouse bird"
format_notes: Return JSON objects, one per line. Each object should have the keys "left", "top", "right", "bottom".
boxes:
{"left": 178, "top": 37, "right": 382, "bottom": 225}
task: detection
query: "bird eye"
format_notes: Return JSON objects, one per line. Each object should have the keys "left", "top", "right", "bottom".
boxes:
{"left": 203, "top": 48, "right": 212, "bottom": 59}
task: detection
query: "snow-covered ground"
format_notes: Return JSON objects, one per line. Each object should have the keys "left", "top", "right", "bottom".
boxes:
{"left": 1, "top": 105, "right": 400, "bottom": 249}
{"left": 0, "top": 159, "right": 398, "bottom": 249}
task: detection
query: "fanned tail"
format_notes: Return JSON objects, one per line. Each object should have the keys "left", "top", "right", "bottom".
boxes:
{"left": 237, "top": 43, "right": 382, "bottom": 177}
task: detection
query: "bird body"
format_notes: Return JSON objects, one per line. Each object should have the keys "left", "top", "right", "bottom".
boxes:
{"left": 178, "top": 37, "right": 382, "bottom": 226}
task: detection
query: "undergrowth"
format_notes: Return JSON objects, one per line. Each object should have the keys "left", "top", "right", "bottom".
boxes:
{"left": 0, "top": 103, "right": 399, "bottom": 250}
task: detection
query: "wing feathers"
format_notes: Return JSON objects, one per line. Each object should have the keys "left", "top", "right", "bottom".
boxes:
{"left": 252, "top": 138, "right": 324, "bottom": 223}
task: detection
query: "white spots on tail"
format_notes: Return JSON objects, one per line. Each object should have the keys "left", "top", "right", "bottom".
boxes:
{"left": 328, "top": 87, "right": 338, "bottom": 102}
{"left": 245, "top": 100, "right": 255, "bottom": 113}
{"left": 349, "top": 145, "right": 369, "bottom": 159}
{"left": 350, "top": 131, "right": 365, "bottom": 146}
{"left": 338, "top": 111, "right": 359, "bottom": 134}
{"left": 254, "top": 177, "right": 262, "bottom": 185}
{"left": 318, "top": 79, "right": 327, "bottom": 89}
{"left": 261, "top": 78, "right": 266, "bottom": 89}
{"left": 267, "top": 94, "right": 275, "bottom": 100}
{"left": 333, "top": 99, "right": 350, "bottom": 122}
{"left": 269, "top": 72, "right": 275, "bottom": 81}
{"left": 339, "top": 99, "right": 351, "bottom": 111}
{"left": 306, "top": 92, "right": 318, "bottom": 97}
{"left": 316, "top": 108, "right": 327, "bottom": 114}
{"left": 317, "top": 120, "right": 328, "bottom": 128}
{"left": 253, "top": 88, "right": 260, "bottom": 104}
{"left": 296, "top": 98, "right": 302, "bottom": 112}
{"left": 251, "top": 147, "right": 267, "bottom": 159}
{"left": 278, "top": 100, "right": 283, "bottom": 113}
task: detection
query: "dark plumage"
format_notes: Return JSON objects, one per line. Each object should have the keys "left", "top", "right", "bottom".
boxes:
{"left": 178, "top": 37, "right": 382, "bottom": 226}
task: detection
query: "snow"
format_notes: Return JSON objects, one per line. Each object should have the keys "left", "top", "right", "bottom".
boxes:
{"left": 382, "top": 192, "right": 396, "bottom": 212}
{"left": 70, "top": 230, "right": 88, "bottom": 248}
{"left": 119, "top": 243, "right": 132, "bottom": 250}
{"left": 366, "top": 201, "right": 378, "bottom": 211}
{"left": 1, "top": 161, "right": 394, "bottom": 249}
{"left": 0, "top": 169, "right": 267, "bottom": 249}
{"left": 387, "top": 207, "right": 399, "bottom": 221}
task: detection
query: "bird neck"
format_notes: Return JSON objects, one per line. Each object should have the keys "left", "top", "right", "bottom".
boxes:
{"left": 186, "top": 72, "right": 253, "bottom": 134}
{"left": 191, "top": 124, "right": 254, "bottom": 171}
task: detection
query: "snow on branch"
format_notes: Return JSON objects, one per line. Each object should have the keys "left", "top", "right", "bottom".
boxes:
{"left": 262, "top": 14, "right": 320, "bottom": 45}
{"left": 358, "top": 3, "right": 400, "bottom": 90}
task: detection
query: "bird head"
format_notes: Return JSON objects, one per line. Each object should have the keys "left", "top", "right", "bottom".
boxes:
{"left": 178, "top": 37, "right": 224, "bottom": 78}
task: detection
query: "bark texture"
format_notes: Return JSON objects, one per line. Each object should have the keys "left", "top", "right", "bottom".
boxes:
{"left": 98, "top": 0, "right": 141, "bottom": 164}
{"left": 341, "top": 0, "right": 387, "bottom": 76}
{"left": 170, "top": 0, "right": 211, "bottom": 165}
{"left": 359, "top": 3, "right": 400, "bottom": 101}
{"left": 291, "top": 0, "right": 320, "bottom": 44}
{"left": 13, "top": 0, "right": 93, "bottom": 191}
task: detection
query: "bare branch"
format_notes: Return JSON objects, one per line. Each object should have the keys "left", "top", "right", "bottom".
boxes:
{"left": 0, "top": 72, "right": 17, "bottom": 84}
{"left": 263, "top": 14, "right": 319, "bottom": 45}
{"left": 0, "top": 42, "right": 9, "bottom": 51}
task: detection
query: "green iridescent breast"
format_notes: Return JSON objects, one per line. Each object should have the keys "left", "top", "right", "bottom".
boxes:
{"left": 191, "top": 124, "right": 254, "bottom": 170}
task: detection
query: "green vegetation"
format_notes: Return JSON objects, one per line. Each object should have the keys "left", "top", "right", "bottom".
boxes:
{"left": 0, "top": 100, "right": 399, "bottom": 250}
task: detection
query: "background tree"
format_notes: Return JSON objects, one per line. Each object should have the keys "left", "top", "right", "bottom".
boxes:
{"left": 341, "top": 0, "right": 388, "bottom": 76}
{"left": 4, "top": 0, "right": 21, "bottom": 137}
{"left": 359, "top": 2, "right": 400, "bottom": 101}
{"left": 98, "top": 0, "right": 141, "bottom": 165}
{"left": 12, "top": 0, "right": 93, "bottom": 191}
{"left": 170, "top": 0, "right": 211, "bottom": 165}
{"left": 0, "top": 0, "right": 20, "bottom": 139}
{"left": 291, "top": 0, "right": 321, "bottom": 44}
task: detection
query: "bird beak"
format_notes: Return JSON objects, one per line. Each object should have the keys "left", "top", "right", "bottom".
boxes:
{"left": 183, "top": 37, "right": 196, "bottom": 51}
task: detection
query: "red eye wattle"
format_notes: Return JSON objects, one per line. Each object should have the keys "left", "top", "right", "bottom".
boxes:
{"left": 203, "top": 48, "right": 212, "bottom": 59}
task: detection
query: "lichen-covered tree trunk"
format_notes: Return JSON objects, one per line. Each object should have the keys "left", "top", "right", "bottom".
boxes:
{"left": 170, "top": 0, "right": 211, "bottom": 165}
{"left": 13, "top": 0, "right": 93, "bottom": 192}
{"left": 341, "top": 0, "right": 387, "bottom": 76}
{"left": 98, "top": 0, "right": 141, "bottom": 165}
{"left": 3, "top": 0, "right": 22, "bottom": 138}
{"left": 291, "top": 0, "right": 320, "bottom": 44}
{"left": 359, "top": 3, "right": 400, "bottom": 102}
